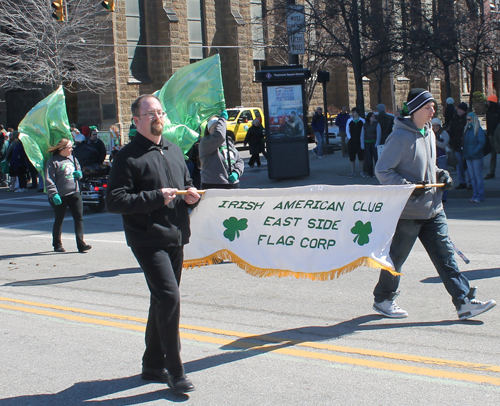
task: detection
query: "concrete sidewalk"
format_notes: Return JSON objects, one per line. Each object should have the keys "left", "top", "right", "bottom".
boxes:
{"left": 238, "top": 143, "right": 500, "bottom": 199}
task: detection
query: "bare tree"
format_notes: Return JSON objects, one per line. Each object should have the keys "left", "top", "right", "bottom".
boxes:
{"left": 0, "top": 0, "right": 113, "bottom": 94}
{"left": 457, "top": 8, "right": 499, "bottom": 108}
{"left": 300, "top": 0, "right": 403, "bottom": 115}
{"left": 262, "top": 3, "right": 334, "bottom": 113}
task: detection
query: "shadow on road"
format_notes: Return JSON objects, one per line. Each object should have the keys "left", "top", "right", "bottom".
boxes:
{"left": 0, "top": 375, "right": 189, "bottom": 405}
{"left": 2, "top": 267, "right": 142, "bottom": 287}
{"left": 185, "top": 314, "right": 481, "bottom": 374}
{"left": 420, "top": 267, "right": 500, "bottom": 283}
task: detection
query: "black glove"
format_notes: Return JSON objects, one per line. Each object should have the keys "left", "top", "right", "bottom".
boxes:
{"left": 411, "top": 180, "right": 431, "bottom": 197}
{"left": 438, "top": 170, "right": 454, "bottom": 191}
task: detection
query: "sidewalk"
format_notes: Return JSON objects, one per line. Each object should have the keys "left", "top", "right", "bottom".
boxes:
{"left": 238, "top": 144, "right": 500, "bottom": 199}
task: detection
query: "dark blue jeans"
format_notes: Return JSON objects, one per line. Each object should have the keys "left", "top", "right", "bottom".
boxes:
{"left": 374, "top": 211, "right": 471, "bottom": 309}
{"left": 131, "top": 245, "right": 185, "bottom": 376}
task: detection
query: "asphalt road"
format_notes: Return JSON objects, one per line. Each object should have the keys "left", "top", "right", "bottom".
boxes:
{"left": 1, "top": 147, "right": 500, "bottom": 405}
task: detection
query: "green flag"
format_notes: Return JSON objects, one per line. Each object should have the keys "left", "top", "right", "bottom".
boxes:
{"left": 155, "top": 54, "right": 226, "bottom": 155}
{"left": 18, "top": 86, "right": 72, "bottom": 174}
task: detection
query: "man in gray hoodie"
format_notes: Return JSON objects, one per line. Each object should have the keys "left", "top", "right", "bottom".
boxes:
{"left": 372, "top": 88, "right": 496, "bottom": 321}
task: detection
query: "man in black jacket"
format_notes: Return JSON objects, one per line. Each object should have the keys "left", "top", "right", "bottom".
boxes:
{"left": 448, "top": 102, "right": 468, "bottom": 189}
{"left": 106, "top": 94, "right": 200, "bottom": 394}
{"left": 485, "top": 95, "right": 500, "bottom": 179}
{"left": 87, "top": 128, "right": 107, "bottom": 164}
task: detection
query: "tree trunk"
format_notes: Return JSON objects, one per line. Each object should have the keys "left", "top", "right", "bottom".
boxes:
{"left": 443, "top": 62, "right": 452, "bottom": 98}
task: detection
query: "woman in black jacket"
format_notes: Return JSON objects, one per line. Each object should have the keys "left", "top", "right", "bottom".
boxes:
{"left": 244, "top": 119, "right": 265, "bottom": 167}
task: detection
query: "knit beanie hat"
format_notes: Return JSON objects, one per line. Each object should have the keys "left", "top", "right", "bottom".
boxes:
{"left": 446, "top": 97, "right": 454, "bottom": 105}
{"left": 407, "top": 88, "right": 435, "bottom": 115}
{"left": 376, "top": 104, "right": 385, "bottom": 113}
{"left": 457, "top": 102, "right": 468, "bottom": 112}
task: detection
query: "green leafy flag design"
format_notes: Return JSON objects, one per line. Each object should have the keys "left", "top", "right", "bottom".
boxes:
{"left": 351, "top": 221, "right": 372, "bottom": 246}
{"left": 154, "top": 54, "right": 226, "bottom": 156}
{"left": 223, "top": 217, "right": 248, "bottom": 241}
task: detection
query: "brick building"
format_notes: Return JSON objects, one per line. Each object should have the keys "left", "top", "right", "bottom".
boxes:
{"left": 0, "top": 0, "right": 497, "bottom": 137}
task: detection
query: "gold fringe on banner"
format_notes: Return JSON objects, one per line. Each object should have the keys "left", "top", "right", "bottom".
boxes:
{"left": 183, "top": 250, "right": 400, "bottom": 281}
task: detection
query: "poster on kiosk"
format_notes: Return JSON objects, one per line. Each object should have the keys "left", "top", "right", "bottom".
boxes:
{"left": 256, "top": 66, "right": 311, "bottom": 180}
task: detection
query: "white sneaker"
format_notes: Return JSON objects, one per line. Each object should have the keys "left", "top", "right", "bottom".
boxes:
{"left": 15, "top": 188, "right": 26, "bottom": 193}
{"left": 458, "top": 298, "right": 496, "bottom": 320}
{"left": 350, "top": 172, "right": 355, "bottom": 178}
{"left": 361, "top": 172, "right": 368, "bottom": 178}
{"left": 373, "top": 300, "right": 408, "bottom": 318}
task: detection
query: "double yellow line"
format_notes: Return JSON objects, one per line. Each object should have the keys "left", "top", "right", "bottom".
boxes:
{"left": 1, "top": 296, "right": 500, "bottom": 386}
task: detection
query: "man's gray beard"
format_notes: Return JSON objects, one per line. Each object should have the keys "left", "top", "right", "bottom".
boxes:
{"left": 151, "top": 122, "right": 164, "bottom": 136}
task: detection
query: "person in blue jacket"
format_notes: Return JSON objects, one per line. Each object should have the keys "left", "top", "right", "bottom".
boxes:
{"left": 463, "top": 112, "right": 486, "bottom": 202}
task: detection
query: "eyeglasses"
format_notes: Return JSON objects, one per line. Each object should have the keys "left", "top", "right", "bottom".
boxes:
{"left": 139, "top": 110, "right": 167, "bottom": 119}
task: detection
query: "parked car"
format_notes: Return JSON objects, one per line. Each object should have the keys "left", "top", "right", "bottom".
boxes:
{"left": 226, "top": 107, "right": 265, "bottom": 143}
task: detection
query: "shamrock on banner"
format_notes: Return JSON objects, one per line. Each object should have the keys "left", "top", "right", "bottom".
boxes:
{"left": 155, "top": 54, "right": 226, "bottom": 156}
{"left": 18, "top": 86, "right": 72, "bottom": 174}
{"left": 184, "top": 185, "right": 416, "bottom": 281}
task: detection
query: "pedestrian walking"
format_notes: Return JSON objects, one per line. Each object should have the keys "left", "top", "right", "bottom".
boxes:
{"left": 335, "top": 106, "right": 350, "bottom": 157}
{"left": 373, "top": 88, "right": 495, "bottom": 320}
{"left": 311, "top": 107, "right": 325, "bottom": 158}
{"left": 463, "top": 113, "right": 486, "bottom": 203}
{"left": 199, "top": 113, "right": 244, "bottom": 189}
{"left": 431, "top": 118, "right": 450, "bottom": 202}
{"left": 361, "top": 112, "right": 381, "bottom": 177}
{"left": 346, "top": 107, "right": 365, "bottom": 178}
{"left": 45, "top": 138, "right": 91, "bottom": 253}
{"left": 106, "top": 94, "right": 199, "bottom": 394}
{"left": 244, "top": 118, "right": 265, "bottom": 167}
{"left": 484, "top": 94, "right": 500, "bottom": 180}
{"left": 448, "top": 102, "right": 469, "bottom": 189}
{"left": 376, "top": 104, "right": 394, "bottom": 145}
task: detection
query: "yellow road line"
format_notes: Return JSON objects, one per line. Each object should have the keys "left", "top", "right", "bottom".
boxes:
{"left": 181, "top": 332, "right": 500, "bottom": 386}
{"left": 1, "top": 296, "right": 500, "bottom": 384}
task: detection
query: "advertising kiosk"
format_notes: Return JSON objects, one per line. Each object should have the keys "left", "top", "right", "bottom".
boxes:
{"left": 256, "top": 66, "right": 311, "bottom": 179}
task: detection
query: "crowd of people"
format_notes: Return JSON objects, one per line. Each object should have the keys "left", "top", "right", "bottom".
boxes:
{"left": 306, "top": 92, "right": 499, "bottom": 205}
{"left": 1, "top": 89, "right": 498, "bottom": 395}
{"left": 0, "top": 123, "right": 108, "bottom": 193}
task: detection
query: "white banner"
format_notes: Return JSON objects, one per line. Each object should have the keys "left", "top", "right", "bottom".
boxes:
{"left": 184, "top": 185, "right": 414, "bottom": 280}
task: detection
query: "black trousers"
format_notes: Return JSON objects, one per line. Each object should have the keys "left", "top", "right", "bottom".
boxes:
{"left": 51, "top": 192, "right": 84, "bottom": 250}
{"left": 131, "top": 245, "right": 185, "bottom": 376}
{"left": 249, "top": 153, "right": 261, "bottom": 167}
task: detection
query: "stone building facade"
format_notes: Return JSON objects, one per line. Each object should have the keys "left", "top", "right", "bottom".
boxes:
{"left": 0, "top": 0, "right": 495, "bottom": 136}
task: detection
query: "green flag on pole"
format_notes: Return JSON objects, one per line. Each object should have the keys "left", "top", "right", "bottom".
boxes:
{"left": 155, "top": 54, "right": 226, "bottom": 155}
{"left": 18, "top": 86, "right": 72, "bottom": 174}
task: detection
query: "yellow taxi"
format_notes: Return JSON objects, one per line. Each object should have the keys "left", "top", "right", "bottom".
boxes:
{"left": 226, "top": 107, "right": 265, "bottom": 143}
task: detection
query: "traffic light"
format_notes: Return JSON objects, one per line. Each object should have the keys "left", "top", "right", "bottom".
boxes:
{"left": 51, "top": 1, "right": 65, "bottom": 21}
{"left": 101, "top": 1, "right": 115, "bottom": 11}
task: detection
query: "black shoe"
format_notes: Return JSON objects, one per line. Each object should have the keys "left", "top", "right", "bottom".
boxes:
{"left": 28, "top": 185, "right": 38, "bottom": 189}
{"left": 78, "top": 244, "right": 92, "bottom": 253}
{"left": 455, "top": 183, "right": 467, "bottom": 190}
{"left": 54, "top": 247, "right": 66, "bottom": 253}
{"left": 467, "top": 184, "right": 473, "bottom": 190}
{"left": 37, "top": 189, "right": 44, "bottom": 193}
{"left": 167, "top": 374, "right": 195, "bottom": 394}
{"left": 485, "top": 173, "right": 495, "bottom": 180}
{"left": 141, "top": 367, "right": 169, "bottom": 383}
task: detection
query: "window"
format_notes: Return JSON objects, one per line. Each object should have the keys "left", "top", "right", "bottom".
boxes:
{"left": 125, "top": 0, "right": 148, "bottom": 81}
{"left": 250, "top": 0, "right": 265, "bottom": 61}
{"left": 187, "top": 0, "right": 205, "bottom": 60}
